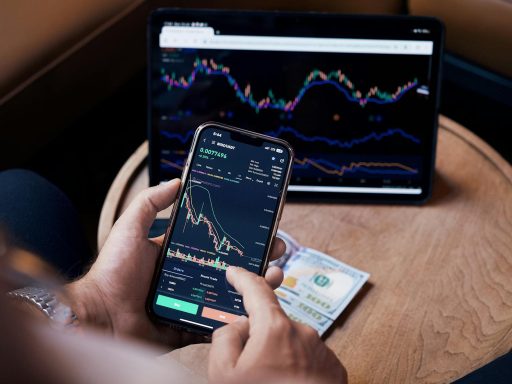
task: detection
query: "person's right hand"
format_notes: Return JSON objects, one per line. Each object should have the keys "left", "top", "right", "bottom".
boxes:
{"left": 208, "top": 267, "right": 347, "bottom": 384}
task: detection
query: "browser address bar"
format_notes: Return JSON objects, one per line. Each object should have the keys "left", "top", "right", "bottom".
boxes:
{"left": 159, "top": 27, "right": 433, "bottom": 55}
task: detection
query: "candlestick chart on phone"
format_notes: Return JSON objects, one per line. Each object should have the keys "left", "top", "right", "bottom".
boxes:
{"left": 167, "top": 178, "right": 263, "bottom": 272}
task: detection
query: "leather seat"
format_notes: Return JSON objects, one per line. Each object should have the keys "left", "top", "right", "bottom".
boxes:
{"left": 0, "top": 0, "right": 138, "bottom": 100}
{"left": 410, "top": 0, "right": 512, "bottom": 78}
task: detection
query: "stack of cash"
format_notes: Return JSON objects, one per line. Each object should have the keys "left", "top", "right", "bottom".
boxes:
{"left": 271, "top": 230, "right": 370, "bottom": 335}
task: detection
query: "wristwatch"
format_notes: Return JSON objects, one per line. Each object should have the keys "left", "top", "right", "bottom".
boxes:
{"left": 7, "top": 286, "right": 78, "bottom": 327}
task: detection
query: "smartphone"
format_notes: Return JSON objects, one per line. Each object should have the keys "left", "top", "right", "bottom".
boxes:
{"left": 147, "top": 122, "right": 294, "bottom": 334}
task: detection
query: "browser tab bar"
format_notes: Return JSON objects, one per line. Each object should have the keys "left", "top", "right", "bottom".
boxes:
{"left": 159, "top": 28, "right": 433, "bottom": 55}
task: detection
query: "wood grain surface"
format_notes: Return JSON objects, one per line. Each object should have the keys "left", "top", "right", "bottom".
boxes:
{"left": 98, "top": 116, "right": 512, "bottom": 383}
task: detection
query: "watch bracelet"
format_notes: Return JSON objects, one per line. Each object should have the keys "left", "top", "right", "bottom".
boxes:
{"left": 7, "top": 286, "right": 78, "bottom": 327}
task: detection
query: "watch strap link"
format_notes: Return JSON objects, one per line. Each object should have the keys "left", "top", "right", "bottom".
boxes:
{"left": 7, "top": 286, "right": 77, "bottom": 326}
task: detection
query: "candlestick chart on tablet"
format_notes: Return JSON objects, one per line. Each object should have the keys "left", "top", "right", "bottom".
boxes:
{"left": 149, "top": 13, "right": 441, "bottom": 200}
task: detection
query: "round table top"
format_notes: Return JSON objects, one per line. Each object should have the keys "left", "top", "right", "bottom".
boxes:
{"left": 98, "top": 116, "right": 512, "bottom": 383}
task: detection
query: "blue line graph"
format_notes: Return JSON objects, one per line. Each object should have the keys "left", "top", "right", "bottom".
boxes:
{"left": 160, "top": 126, "right": 420, "bottom": 148}
{"left": 296, "top": 80, "right": 415, "bottom": 106}
{"left": 265, "top": 126, "right": 420, "bottom": 147}
{"left": 160, "top": 130, "right": 195, "bottom": 143}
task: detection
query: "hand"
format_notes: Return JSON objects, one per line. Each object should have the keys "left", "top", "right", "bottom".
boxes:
{"left": 209, "top": 267, "right": 347, "bottom": 384}
{"left": 67, "top": 179, "right": 286, "bottom": 348}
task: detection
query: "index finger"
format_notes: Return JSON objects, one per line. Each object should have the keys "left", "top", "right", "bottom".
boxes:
{"left": 226, "top": 266, "right": 285, "bottom": 325}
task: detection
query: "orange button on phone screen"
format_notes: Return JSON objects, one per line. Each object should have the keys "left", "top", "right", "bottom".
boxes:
{"left": 201, "top": 307, "right": 240, "bottom": 324}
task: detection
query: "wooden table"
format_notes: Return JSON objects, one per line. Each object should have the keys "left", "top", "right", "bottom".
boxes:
{"left": 98, "top": 116, "right": 512, "bottom": 383}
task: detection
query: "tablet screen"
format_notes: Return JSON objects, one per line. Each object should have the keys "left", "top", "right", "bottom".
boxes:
{"left": 148, "top": 10, "right": 443, "bottom": 203}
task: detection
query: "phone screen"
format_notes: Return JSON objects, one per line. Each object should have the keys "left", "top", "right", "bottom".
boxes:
{"left": 149, "top": 124, "right": 292, "bottom": 332}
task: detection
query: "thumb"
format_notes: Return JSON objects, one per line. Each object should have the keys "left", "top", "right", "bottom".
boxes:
{"left": 208, "top": 316, "right": 250, "bottom": 379}
{"left": 114, "top": 179, "right": 180, "bottom": 237}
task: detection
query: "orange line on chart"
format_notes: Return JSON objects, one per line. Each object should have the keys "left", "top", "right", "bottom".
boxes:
{"left": 161, "top": 158, "right": 184, "bottom": 170}
{"left": 294, "top": 157, "right": 418, "bottom": 176}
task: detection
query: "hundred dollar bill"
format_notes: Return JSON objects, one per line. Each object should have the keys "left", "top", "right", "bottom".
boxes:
{"left": 272, "top": 231, "right": 369, "bottom": 335}
{"left": 276, "top": 290, "right": 333, "bottom": 335}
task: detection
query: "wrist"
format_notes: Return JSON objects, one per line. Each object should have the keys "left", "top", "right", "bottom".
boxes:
{"left": 65, "top": 277, "right": 113, "bottom": 332}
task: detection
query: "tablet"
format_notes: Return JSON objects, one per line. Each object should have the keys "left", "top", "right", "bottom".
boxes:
{"left": 148, "top": 9, "right": 443, "bottom": 203}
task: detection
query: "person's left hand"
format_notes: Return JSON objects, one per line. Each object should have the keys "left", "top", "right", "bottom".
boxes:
{"left": 67, "top": 179, "right": 286, "bottom": 349}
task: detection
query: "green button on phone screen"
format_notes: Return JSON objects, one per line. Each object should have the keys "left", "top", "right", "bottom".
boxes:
{"left": 156, "top": 294, "right": 199, "bottom": 315}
